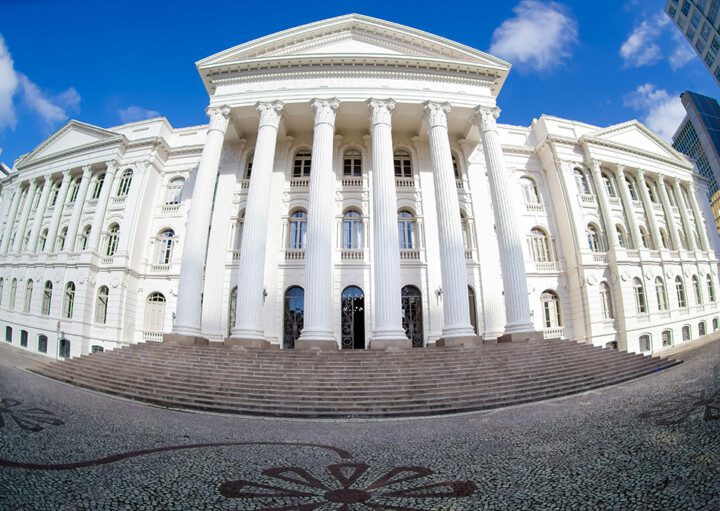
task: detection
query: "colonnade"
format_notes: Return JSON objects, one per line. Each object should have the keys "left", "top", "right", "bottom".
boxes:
{"left": 172, "top": 99, "right": 538, "bottom": 347}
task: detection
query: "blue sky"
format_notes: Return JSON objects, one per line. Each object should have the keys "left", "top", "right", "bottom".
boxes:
{"left": 0, "top": 0, "right": 718, "bottom": 166}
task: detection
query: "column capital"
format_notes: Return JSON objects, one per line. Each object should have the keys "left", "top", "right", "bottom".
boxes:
{"left": 616, "top": 164, "right": 626, "bottom": 176}
{"left": 28, "top": 177, "right": 39, "bottom": 187}
{"left": 656, "top": 175, "right": 667, "bottom": 189}
{"left": 134, "top": 160, "right": 150, "bottom": 174}
{"left": 672, "top": 177, "right": 682, "bottom": 188}
{"left": 422, "top": 101, "right": 451, "bottom": 129}
{"left": 636, "top": 168, "right": 646, "bottom": 179}
{"left": 473, "top": 105, "right": 500, "bottom": 132}
{"left": 310, "top": 98, "right": 340, "bottom": 126}
{"left": 206, "top": 105, "right": 232, "bottom": 133}
{"left": 81, "top": 165, "right": 93, "bottom": 178}
{"left": 61, "top": 169, "right": 72, "bottom": 181}
{"left": 256, "top": 101, "right": 284, "bottom": 129}
{"left": 590, "top": 159, "right": 603, "bottom": 173}
{"left": 366, "top": 99, "right": 396, "bottom": 127}
{"left": 105, "top": 160, "right": 119, "bottom": 175}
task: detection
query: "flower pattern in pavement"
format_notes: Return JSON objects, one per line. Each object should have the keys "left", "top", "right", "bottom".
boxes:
{"left": 0, "top": 398, "right": 64, "bottom": 432}
{"left": 219, "top": 462, "right": 476, "bottom": 510}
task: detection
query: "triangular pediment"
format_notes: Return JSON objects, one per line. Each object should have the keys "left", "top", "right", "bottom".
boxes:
{"left": 19, "top": 121, "right": 123, "bottom": 166}
{"left": 585, "top": 121, "right": 688, "bottom": 164}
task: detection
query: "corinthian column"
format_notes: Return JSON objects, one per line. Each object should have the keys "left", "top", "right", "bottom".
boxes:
{"left": 474, "top": 106, "right": 536, "bottom": 340}
{"left": 12, "top": 178, "right": 38, "bottom": 253}
{"left": 170, "top": 106, "right": 231, "bottom": 340}
{"left": 636, "top": 169, "right": 662, "bottom": 249}
{"left": 616, "top": 165, "right": 642, "bottom": 249}
{"left": 657, "top": 176, "right": 681, "bottom": 250}
{"left": 45, "top": 171, "right": 72, "bottom": 252}
{"left": 367, "top": 99, "right": 411, "bottom": 349}
{"left": 87, "top": 162, "right": 119, "bottom": 251}
{"left": 685, "top": 181, "right": 711, "bottom": 251}
{"left": 297, "top": 98, "right": 340, "bottom": 349}
{"left": 27, "top": 178, "right": 52, "bottom": 253}
{"left": 0, "top": 186, "right": 23, "bottom": 254}
{"left": 64, "top": 165, "right": 92, "bottom": 252}
{"left": 230, "top": 101, "right": 285, "bottom": 347}
{"left": 589, "top": 160, "right": 618, "bottom": 251}
{"left": 673, "top": 178, "right": 696, "bottom": 251}
{"left": 423, "top": 101, "right": 476, "bottom": 344}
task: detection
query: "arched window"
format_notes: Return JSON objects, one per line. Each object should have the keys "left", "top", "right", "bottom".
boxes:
{"left": 682, "top": 325, "right": 691, "bottom": 342}
{"left": 293, "top": 150, "right": 312, "bottom": 177}
{"left": 599, "top": 281, "right": 614, "bottom": 319}
{"left": 586, "top": 224, "right": 602, "bottom": 252}
{"left": 574, "top": 169, "right": 590, "bottom": 194}
{"left": 164, "top": 177, "right": 185, "bottom": 205}
{"left": 288, "top": 210, "right": 307, "bottom": 249}
{"left": 529, "top": 227, "right": 552, "bottom": 262}
{"left": 228, "top": 286, "right": 238, "bottom": 337}
{"left": 41, "top": 281, "right": 52, "bottom": 315}
{"left": 678, "top": 229, "right": 688, "bottom": 250}
{"left": 67, "top": 177, "right": 80, "bottom": 204}
{"left": 452, "top": 154, "right": 461, "bottom": 180}
{"left": 9, "top": 278, "right": 17, "bottom": 310}
{"left": 699, "top": 321, "right": 707, "bottom": 336}
{"left": 397, "top": 210, "right": 416, "bottom": 249}
{"left": 55, "top": 226, "right": 68, "bottom": 252}
{"left": 520, "top": 177, "right": 539, "bottom": 204}
{"left": 104, "top": 224, "right": 120, "bottom": 256}
{"left": 675, "top": 276, "right": 686, "bottom": 308}
{"left": 541, "top": 290, "right": 561, "bottom": 328}
{"left": 343, "top": 149, "right": 362, "bottom": 176}
{"left": 645, "top": 180, "right": 658, "bottom": 203}
{"left": 144, "top": 292, "right": 166, "bottom": 333}
{"left": 602, "top": 172, "right": 616, "bottom": 198}
{"left": 49, "top": 181, "right": 60, "bottom": 206}
{"left": 23, "top": 279, "right": 33, "bottom": 313}
{"left": 21, "top": 230, "right": 31, "bottom": 252}
{"left": 78, "top": 225, "right": 91, "bottom": 251}
{"left": 155, "top": 229, "right": 176, "bottom": 264}
{"left": 91, "top": 174, "right": 105, "bottom": 200}
{"left": 116, "top": 169, "right": 133, "bottom": 197}
{"left": 626, "top": 177, "right": 639, "bottom": 201}
{"left": 394, "top": 151, "right": 412, "bottom": 177}
{"left": 667, "top": 185, "right": 677, "bottom": 206}
{"left": 58, "top": 338, "right": 70, "bottom": 358}
{"left": 662, "top": 329, "right": 673, "bottom": 347}
{"left": 342, "top": 210, "right": 363, "bottom": 249}
{"left": 461, "top": 212, "right": 472, "bottom": 251}
{"left": 244, "top": 154, "right": 253, "bottom": 180}
{"left": 692, "top": 274, "right": 703, "bottom": 305}
{"left": 659, "top": 228, "right": 671, "bottom": 249}
{"left": 633, "top": 277, "right": 647, "bottom": 314}
{"left": 638, "top": 225, "right": 653, "bottom": 249}
{"left": 37, "top": 334, "right": 48, "bottom": 353}
{"left": 639, "top": 334, "right": 652, "bottom": 352}
{"left": 655, "top": 277, "right": 668, "bottom": 311}
{"left": 39, "top": 229, "right": 48, "bottom": 252}
{"left": 63, "top": 282, "right": 75, "bottom": 319}
{"left": 95, "top": 286, "right": 109, "bottom": 324}
{"left": 713, "top": 317, "right": 719, "bottom": 331}
{"left": 707, "top": 274, "right": 716, "bottom": 302}
{"left": 616, "top": 224, "right": 630, "bottom": 249}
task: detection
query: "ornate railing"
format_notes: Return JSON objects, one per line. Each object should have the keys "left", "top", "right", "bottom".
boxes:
{"left": 593, "top": 253, "right": 608, "bottom": 264}
{"left": 241, "top": 179, "right": 250, "bottom": 189}
{"left": 290, "top": 178, "right": 309, "bottom": 188}
{"left": 525, "top": 202, "right": 544, "bottom": 212}
{"left": 143, "top": 331, "right": 164, "bottom": 342}
{"left": 341, "top": 249, "right": 364, "bottom": 260}
{"left": 464, "top": 249, "right": 473, "bottom": 260}
{"left": 400, "top": 249, "right": 420, "bottom": 260}
{"left": 543, "top": 327, "right": 565, "bottom": 339}
{"left": 150, "top": 263, "right": 171, "bottom": 273}
{"left": 342, "top": 177, "right": 363, "bottom": 188}
{"left": 535, "top": 261, "right": 559, "bottom": 272}
{"left": 285, "top": 249, "right": 305, "bottom": 260}
{"left": 162, "top": 203, "right": 181, "bottom": 214}
{"left": 395, "top": 177, "right": 415, "bottom": 188}
{"left": 609, "top": 197, "right": 621, "bottom": 206}
{"left": 579, "top": 194, "right": 596, "bottom": 205}
{"left": 111, "top": 196, "right": 126, "bottom": 205}
{"left": 456, "top": 178, "right": 464, "bottom": 189}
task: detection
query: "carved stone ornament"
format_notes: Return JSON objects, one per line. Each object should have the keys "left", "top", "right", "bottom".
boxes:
{"left": 620, "top": 271, "right": 630, "bottom": 282}
{"left": 645, "top": 270, "right": 653, "bottom": 281}
{"left": 206, "top": 105, "right": 232, "bottom": 133}
{"left": 666, "top": 270, "right": 673, "bottom": 279}
{"left": 586, "top": 275, "right": 597, "bottom": 286}
{"left": 171, "top": 287, "right": 178, "bottom": 297}
{"left": 55, "top": 272, "right": 62, "bottom": 284}
{"left": 474, "top": 105, "right": 500, "bottom": 132}
{"left": 105, "top": 160, "right": 119, "bottom": 175}
{"left": 256, "top": 101, "right": 285, "bottom": 129}
{"left": 310, "top": 98, "right": 340, "bottom": 126}
{"left": 35, "top": 272, "right": 42, "bottom": 282}
{"left": 684, "top": 268, "right": 691, "bottom": 277}
{"left": 78, "top": 275, "right": 86, "bottom": 284}
{"left": 367, "top": 99, "right": 396, "bottom": 126}
{"left": 81, "top": 165, "right": 93, "bottom": 178}
{"left": 111, "top": 278, "right": 120, "bottom": 289}
{"left": 610, "top": 271, "right": 619, "bottom": 283}
{"left": 422, "top": 101, "right": 451, "bottom": 129}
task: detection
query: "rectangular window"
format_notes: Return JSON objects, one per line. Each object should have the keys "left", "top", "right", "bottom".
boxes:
{"left": 701, "top": 23, "right": 711, "bottom": 40}
{"left": 4, "top": 326, "right": 11, "bottom": 343}
{"left": 711, "top": 37, "right": 720, "bottom": 55}
{"left": 715, "top": 66, "right": 720, "bottom": 80}
{"left": 691, "top": 11, "right": 701, "bottom": 28}
{"left": 711, "top": 0, "right": 720, "bottom": 22}
{"left": 706, "top": 51, "right": 715, "bottom": 67}
{"left": 682, "top": 0, "right": 692, "bottom": 15}
{"left": 697, "top": 38, "right": 706, "bottom": 53}
{"left": 687, "top": 25, "right": 696, "bottom": 40}
{"left": 670, "top": 6, "right": 677, "bottom": 17}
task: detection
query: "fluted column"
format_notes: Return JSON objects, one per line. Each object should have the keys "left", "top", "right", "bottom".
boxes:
{"left": 87, "top": 162, "right": 119, "bottom": 252}
{"left": 657, "top": 177, "right": 681, "bottom": 250}
{"left": 616, "top": 166, "right": 642, "bottom": 249}
{"left": 45, "top": 171, "right": 72, "bottom": 252}
{"left": 298, "top": 98, "right": 340, "bottom": 347}
{"left": 685, "top": 181, "right": 711, "bottom": 251}
{"left": 172, "top": 106, "right": 231, "bottom": 337}
{"left": 636, "top": 169, "right": 662, "bottom": 249}
{"left": 230, "top": 101, "right": 285, "bottom": 344}
{"left": 475, "top": 106, "right": 535, "bottom": 336}
{"left": 64, "top": 165, "right": 92, "bottom": 252}
{"left": 589, "top": 160, "right": 618, "bottom": 250}
{"left": 12, "top": 178, "right": 38, "bottom": 253}
{"left": 0, "top": 186, "right": 23, "bottom": 254}
{"left": 27, "top": 178, "right": 52, "bottom": 252}
{"left": 673, "top": 178, "right": 697, "bottom": 251}
{"left": 367, "top": 99, "right": 410, "bottom": 347}
{"left": 423, "top": 101, "right": 475, "bottom": 340}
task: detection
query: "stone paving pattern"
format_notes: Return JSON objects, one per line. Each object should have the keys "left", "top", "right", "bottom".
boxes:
{"left": 0, "top": 340, "right": 719, "bottom": 510}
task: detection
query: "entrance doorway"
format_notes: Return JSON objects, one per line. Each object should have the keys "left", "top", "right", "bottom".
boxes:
{"left": 283, "top": 286, "right": 304, "bottom": 349}
{"left": 401, "top": 285, "right": 424, "bottom": 347}
{"left": 341, "top": 286, "right": 365, "bottom": 349}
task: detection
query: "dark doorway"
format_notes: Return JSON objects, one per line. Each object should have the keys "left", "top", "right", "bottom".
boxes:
{"left": 401, "top": 285, "right": 424, "bottom": 347}
{"left": 341, "top": 286, "right": 365, "bottom": 349}
{"left": 59, "top": 338, "right": 71, "bottom": 358}
{"left": 283, "top": 286, "right": 304, "bottom": 349}
{"left": 468, "top": 285, "right": 478, "bottom": 334}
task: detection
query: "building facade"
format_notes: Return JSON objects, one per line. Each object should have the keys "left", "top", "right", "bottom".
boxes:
{"left": 1, "top": 15, "right": 720, "bottom": 359}
{"left": 666, "top": 0, "right": 720, "bottom": 85}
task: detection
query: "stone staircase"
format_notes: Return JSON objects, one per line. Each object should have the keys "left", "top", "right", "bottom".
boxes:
{"left": 29, "top": 340, "right": 681, "bottom": 419}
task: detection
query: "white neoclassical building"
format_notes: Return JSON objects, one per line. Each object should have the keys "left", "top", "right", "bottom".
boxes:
{"left": 1, "top": 14, "right": 720, "bottom": 358}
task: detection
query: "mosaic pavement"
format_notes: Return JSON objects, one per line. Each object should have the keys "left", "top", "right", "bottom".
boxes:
{"left": 0, "top": 340, "right": 719, "bottom": 510}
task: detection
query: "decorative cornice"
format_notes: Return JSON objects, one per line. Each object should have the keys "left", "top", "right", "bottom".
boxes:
{"left": 580, "top": 136, "right": 693, "bottom": 170}
{"left": 16, "top": 138, "right": 125, "bottom": 171}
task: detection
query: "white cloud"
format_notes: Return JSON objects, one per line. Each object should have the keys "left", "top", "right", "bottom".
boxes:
{"left": 489, "top": 1, "right": 578, "bottom": 72}
{"left": 619, "top": 14, "right": 668, "bottom": 67}
{"left": 118, "top": 105, "right": 161, "bottom": 124}
{"left": 0, "top": 35, "right": 19, "bottom": 130}
{"left": 623, "top": 83, "right": 685, "bottom": 141}
{"left": 669, "top": 31, "right": 697, "bottom": 70}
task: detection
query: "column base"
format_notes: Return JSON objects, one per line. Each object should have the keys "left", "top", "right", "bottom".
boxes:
{"left": 368, "top": 338, "right": 412, "bottom": 350}
{"left": 436, "top": 335, "right": 483, "bottom": 348}
{"left": 163, "top": 332, "right": 209, "bottom": 347}
{"left": 295, "top": 340, "right": 339, "bottom": 351}
{"left": 497, "top": 330, "right": 545, "bottom": 343}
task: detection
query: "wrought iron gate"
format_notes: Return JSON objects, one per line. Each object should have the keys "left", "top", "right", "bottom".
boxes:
{"left": 401, "top": 285, "right": 424, "bottom": 347}
{"left": 341, "top": 286, "right": 365, "bottom": 349}
{"left": 283, "top": 286, "right": 304, "bottom": 349}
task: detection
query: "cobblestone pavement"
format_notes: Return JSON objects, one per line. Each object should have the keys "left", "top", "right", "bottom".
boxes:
{"left": 0, "top": 341, "right": 719, "bottom": 510}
